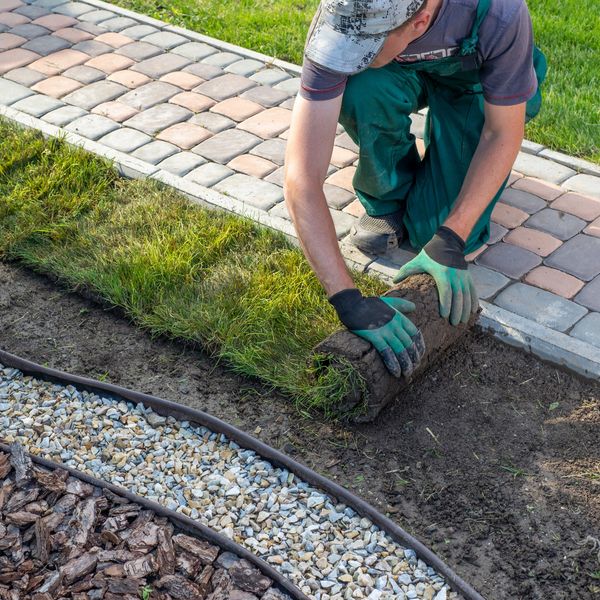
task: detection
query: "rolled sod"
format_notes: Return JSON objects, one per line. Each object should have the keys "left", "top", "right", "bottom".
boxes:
{"left": 313, "top": 274, "right": 478, "bottom": 422}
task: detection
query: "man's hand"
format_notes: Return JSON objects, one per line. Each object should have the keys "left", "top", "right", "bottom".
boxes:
{"left": 329, "top": 288, "right": 426, "bottom": 378}
{"left": 393, "top": 226, "right": 479, "bottom": 326}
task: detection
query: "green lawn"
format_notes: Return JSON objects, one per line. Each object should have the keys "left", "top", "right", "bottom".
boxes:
{"left": 111, "top": 0, "right": 600, "bottom": 163}
{"left": 0, "top": 118, "right": 384, "bottom": 417}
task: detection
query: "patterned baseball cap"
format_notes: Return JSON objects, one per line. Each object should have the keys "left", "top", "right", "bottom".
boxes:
{"left": 305, "top": 0, "right": 426, "bottom": 75}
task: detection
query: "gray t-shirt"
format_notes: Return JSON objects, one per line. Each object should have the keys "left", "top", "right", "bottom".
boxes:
{"left": 300, "top": 0, "right": 537, "bottom": 106}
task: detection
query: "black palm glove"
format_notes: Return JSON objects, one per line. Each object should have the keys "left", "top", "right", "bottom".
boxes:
{"left": 329, "top": 288, "right": 426, "bottom": 378}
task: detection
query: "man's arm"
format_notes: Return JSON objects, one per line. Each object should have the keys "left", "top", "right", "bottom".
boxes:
{"left": 394, "top": 100, "right": 526, "bottom": 325}
{"left": 283, "top": 94, "right": 425, "bottom": 378}
{"left": 444, "top": 100, "right": 526, "bottom": 239}
{"left": 283, "top": 93, "right": 353, "bottom": 296}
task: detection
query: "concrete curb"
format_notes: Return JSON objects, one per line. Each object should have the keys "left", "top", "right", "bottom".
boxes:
{"left": 479, "top": 301, "right": 600, "bottom": 379}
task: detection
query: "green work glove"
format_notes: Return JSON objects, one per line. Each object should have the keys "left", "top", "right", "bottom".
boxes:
{"left": 329, "top": 288, "right": 426, "bottom": 379}
{"left": 393, "top": 226, "right": 479, "bottom": 326}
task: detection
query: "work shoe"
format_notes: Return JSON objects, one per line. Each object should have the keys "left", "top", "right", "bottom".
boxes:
{"left": 349, "top": 210, "right": 405, "bottom": 255}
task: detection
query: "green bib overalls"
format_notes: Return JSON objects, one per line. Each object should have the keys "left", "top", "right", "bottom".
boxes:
{"left": 338, "top": 0, "right": 547, "bottom": 255}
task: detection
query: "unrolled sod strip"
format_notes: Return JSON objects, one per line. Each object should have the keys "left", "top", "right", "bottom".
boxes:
{"left": 0, "top": 364, "right": 460, "bottom": 600}
{"left": 313, "top": 275, "right": 477, "bottom": 422}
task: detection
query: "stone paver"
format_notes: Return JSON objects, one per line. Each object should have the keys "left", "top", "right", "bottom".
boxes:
{"left": 584, "top": 217, "right": 600, "bottom": 238}
{"left": 0, "top": 13, "right": 29, "bottom": 28}
{"left": 213, "top": 173, "right": 283, "bottom": 211}
{"left": 194, "top": 73, "right": 256, "bottom": 102}
{"left": 41, "top": 103, "right": 86, "bottom": 126}
{"left": 156, "top": 151, "right": 205, "bottom": 174}
{"left": 183, "top": 62, "right": 222, "bottom": 81}
{"left": 237, "top": 106, "right": 291, "bottom": 139}
{"left": 323, "top": 184, "right": 355, "bottom": 210}
{"left": 29, "top": 48, "right": 88, "bottom": 75}
{"left": 335, "top": 131, "right": 358, "bottom": 153}
{"left": 91, "top": 100, "right": 138, "bottom": 122}
{"left": 132, "top": 140, "right": 179, "bottom": 165}
{"left": 62, "top": 79, "right": 126, "bottom": 109}
{"left": 469, "top": 264, "right": 510, "bottom": 300}
{"left": 0, "top": 48, "right": 40, "bottom": 74}
{"left": 115, "top": 40, "right": 161, "bottom": 61}
{"left": 97, "top": 126, "right": 151, "bottom": 152}
{"left": 570, "top": 313, "right": 600, "bottom": 348}
{"left": 189, "top": 111, "right": 234, "bottom": 133}
{"left": 159, "top": 70, "right": 203, "bottom": 90}
{"left": 575, "top": 276, "right": 600, "bottom": 312}
{"left": 61, "top": 64, "right": 104, "bottom": 83}
{"left": 265, "top": 166, "right": 284, "bottom": 187}
{"left": 525, "top": 208, "right": 586, "bottom": 241}
{"left": 171, "top": 41, "right": 217, "bottom": 61}
{"left": 227, "top": 154, "right": 277, "bottom": 178}
{"left": 131, "top": 52, "right": 190, "bottom": 79}
{"left": 274, "top": 77, "right": 300, "bottom": 96}
{"left": 100, "top": 17, "right": 138, "bottom": 33}
{"left": 120, "top": 81, "right": 179, "bottom": 110}
{"left": 185, "top": 162, "right": 233, "bottom": 187}
{"left": 65, "top": 113, "right": 119, "bottom": 140}
{"left": 490, "top": 203, "right": 528, "bottom": 229}
{"left": 250, "top": 68, "right": 290, "bottom": 87}
{"left": 476, "top": 243, "right": 541, "bottom": 279}
{"left": 70, "top": 39, "right": 112, "bottom": 57}
{"left": 511, "top": 177, "right": 564, "bottom": 202}
{"left": 31, "top": 74, "right": 81, "bottom": 97}
{"left": 8, "top": 23, "right": 49, "bottom": 39}
{"left": 325, "top": 166, "right": 356, "bottom": 193}
{"left": 544, "top": 234, "right": 600, "bottom": 281}
{"left": 343, "top": 198, "right": 366, "bottom": 218}
{"left": 249, "top": 138, "right": 287, "bottom": 165}
{"left": 488, "top": 221, "right": 508, "bottom": 244}
{"left": 0, "top": 32, "right": 26, "bottom": 50}
{"left": 240, "top": 84, "right": 288, "bottom": 107}
{"left": 192, "top": 128, "right": 260, "bottom": 164}
{"left": 494, "top": 283, "right": 588, "bottom": 332}
{"left": 157, "top": 122, "right": 212, "bottom": 149}
{"left": 201, "top": 50, "right": 242, "bottom": 68}
{"left": 550, "top": 192, "right": 600, "bottom": 221}
{"left": 95, "top": 32, "right": 132, "bottom": 48}
{"left": 330, "top": 209, "right": 356, "bottom": 239}
{"left": 78, "top": 9, "right": 116, "bottom": 24}
{"left": 525, "top": 266, "right": 584, "bottom": 299}
{"left": 225, "top": 58, "right": 263, "bottom": 77}
{"left": 210, "top": 96, "right": 262, "bottom": 121}
{"left": 11, "top": 91, "right": 62, "bottom": 116}
{"left": 169, "top": 91, "right": 214, "bottom": 113}
{"left": 331, "top": 146, "right": 358, "bottom": 169}
{"left": 563, "top": 174, "right": 600, "bottom": 199}
{"left": 140, "top": 31, "right": 188, "bottom": 50}
{"left": 123, "top": 103, "right": 191, "bottom": 136}
{"left": 119, "top": 24, "right": 158, "bottom": 41}
{"left": 85, "top": 52, "right": 134, "bottom": 74}
{"left": 53, "top": 26, "right": 93, "bottom": 43}
{"left": 500, "top": 188, "right": 546, "bottom": 214}
{"left": 4, "top": 66, "right": 45, "bottom": 86}
{"left": 513, "top": 153, "right": 576, "bottom": 185}
{"left": 15, "top": 6, "right": 48, "bottom": 20}
{"left": 0, "top": 77, "right": 33, "bottom": 103}
{"left": 503, "top": 226, "right": 562, "bottom": 257}
{"left": 107, "top": 68, "right": 149, "bottom": 88}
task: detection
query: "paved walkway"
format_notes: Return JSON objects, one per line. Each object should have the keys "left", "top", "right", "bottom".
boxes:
{"left": 1, "top": 0, "right": 599, "bottom": 377}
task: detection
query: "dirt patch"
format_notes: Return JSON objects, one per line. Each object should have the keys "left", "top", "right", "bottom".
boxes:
{"left": 0, "top": 261, "right": 598, "bottom": 599}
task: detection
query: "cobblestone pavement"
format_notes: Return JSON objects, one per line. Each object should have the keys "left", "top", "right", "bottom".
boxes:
{"left": 1, "top": 0, "right": 599, "bottom": 369}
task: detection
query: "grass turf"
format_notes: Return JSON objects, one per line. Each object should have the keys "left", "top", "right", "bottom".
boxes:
{"left": 110, "top": 0, "right": 600, "bottom": 164}
{"left": 0, "top": 118, "right": 384, "bottom": 416}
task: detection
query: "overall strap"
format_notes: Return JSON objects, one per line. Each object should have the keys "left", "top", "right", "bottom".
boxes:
{"left": 460, "top": 0, "right": 492, "bottom": 55}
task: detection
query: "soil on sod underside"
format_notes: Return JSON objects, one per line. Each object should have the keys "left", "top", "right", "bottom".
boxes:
{"left": 0, "top": 261, "right": 598, "bottom": 600}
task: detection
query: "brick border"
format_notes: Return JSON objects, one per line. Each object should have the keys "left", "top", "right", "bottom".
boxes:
{"left": 2, "top": 101, "right": 599, "bottom": 382}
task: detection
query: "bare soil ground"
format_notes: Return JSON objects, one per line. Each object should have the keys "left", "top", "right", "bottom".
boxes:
{"left": 0, "top": 261, "right": 598, "bottom": 600}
